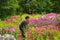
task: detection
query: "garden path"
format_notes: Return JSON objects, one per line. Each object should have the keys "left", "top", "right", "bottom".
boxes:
{"left": 17, "top": 31, "right": 23, "bottom": 40}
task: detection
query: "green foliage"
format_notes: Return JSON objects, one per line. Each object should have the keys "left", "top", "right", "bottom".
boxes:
{"left": 0, "top": 0, "right": 19, "bottom": 20}
{"left": 0, "top": 0, "right": 60, "bottom": 19}
{"left": 18, "top": 0, "right": 60, "bottom": 14}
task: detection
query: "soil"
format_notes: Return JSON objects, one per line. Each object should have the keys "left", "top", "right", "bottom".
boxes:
{"left": 17, "top": 31, "right": 24, "bottom": 40}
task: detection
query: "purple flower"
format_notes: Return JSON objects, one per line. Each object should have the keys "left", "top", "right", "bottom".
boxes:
{"left": 38, "top": 18, "right": 53, "bottom": 25}
{"left": 32, "top": 19, "right": 38, "bottom": 23}
{"left": 53, "top": 20, "right": 58, "bottom": 25}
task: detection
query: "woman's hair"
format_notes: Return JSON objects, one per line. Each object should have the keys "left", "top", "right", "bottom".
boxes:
{"left": 25, "top": 16, "right": 30, "bottom": 19}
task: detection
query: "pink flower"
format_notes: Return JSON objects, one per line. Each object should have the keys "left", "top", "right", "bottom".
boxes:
{"left": 34, "top": 27, "right": 40, "bottom": 32}
{"left": 31, "top": 38, "right": 34, "bottom": 40}
{"left": 4, "top": 27, "right": 9, "bottom": 31}
{"left": 40, "top": 32, "right": 44, "bottom": 35}
{"left": 26, "top": 30, "right": 32, "bottom": 38}
{"left": 34, "top": 24, "right": 38, "bottom": 27}
{"left": 50, "top": 31, "right": 54, "bottom": 34}
{"left": 5, "top": 18, "right": 13, "bottom": 23}
{"left": 0, "top": 28, "right": 2, "bottom": 30}
{"left": 47, "top": 30, "right": 50, "bottom": 33}
{"left": 9, "top": 28, "right": 15, "bottom": 33}
{"left": 49, "top": 25, "right": 54, "bottom": 29}
{"left": 47, "top": 36, "right": 50, "bottom": 38}
{"left": 42, "top": 26, "right": 46, "bottom": 30}
{"left": 11, "top": 16, "right": 18, "bottom": 19}
{"left": 43, "top": 13, "right": 57, "bottom": 19}
{"left": 36, "top": 27, "right": 40, "bottom": 30}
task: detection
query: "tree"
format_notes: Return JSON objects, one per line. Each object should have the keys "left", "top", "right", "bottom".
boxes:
{"left": 0, "top": 0, "right": 19, "bottom": 20}
{"left": 18, "top": 0, "right": 60, "bottom": 14}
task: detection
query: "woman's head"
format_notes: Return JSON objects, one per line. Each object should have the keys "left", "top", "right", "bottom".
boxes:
{"left": 25, "top": 16, "right": 30, "bottom": 22}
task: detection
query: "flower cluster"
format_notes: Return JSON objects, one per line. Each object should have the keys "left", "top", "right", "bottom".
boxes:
{"left": 25, "top": 13, "right": 60, "bottom": 40}
{"left": 29, "top": 18, "right": 59, "bottom": 27}
{"left": 0, "top": 27, "right": 15, "bottom": 35}
{"left": 42, "top": 13, "right": 57, "bottom": 19}
{"left": 25, "top": 25, "right": 60, "bottom": 40}
{"left": 4, "top": 16, "right": 19, "bottom": 23}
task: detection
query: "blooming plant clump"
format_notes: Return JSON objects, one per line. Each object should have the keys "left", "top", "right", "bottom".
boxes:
{"left": 29, "top": 18, "right": 59, "bottom": 27}
{"left": 24, "top": 13, "right": 60, "bottom": 40}
{"left": 0, "top": 27, "right": 16, "bottom": 34}
{"left": 43, "top": 13, "right": 57, "bottom": 19}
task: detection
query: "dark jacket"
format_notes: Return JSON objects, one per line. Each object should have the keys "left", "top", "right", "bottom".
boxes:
{"left": 19, "top": 21, "right": 28, "bottom": 30}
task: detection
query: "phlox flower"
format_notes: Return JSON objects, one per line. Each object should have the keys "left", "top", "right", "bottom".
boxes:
{"left": 9, "top": 28, "right": 15, "bottom": 33}
{"left": 4, "top": 27, "right": 10, "bottom": 31}
{"left": 34, "top": 27, "right": 40, "bottom": 32}
{"left": 40, "top": 32, "right": 44, "bottom": 35}
{"left": 49, "top": 25, "right": 55, "bottom": 29}
{"left": 43, "top": 13, "right": 57, "bottom": 19}
{"left": 53, "top": 20, "right": 59, "bottom": 25}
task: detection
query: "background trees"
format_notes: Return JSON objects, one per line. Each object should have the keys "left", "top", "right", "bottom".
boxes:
{"left": 0, "top": 0, "right": 60, "bottom": 20}
{"left": 0, "top": 0, "right": 19, "bottom": 20}
{"left": 18, "top": 0, "right": 60, "bottom": 14}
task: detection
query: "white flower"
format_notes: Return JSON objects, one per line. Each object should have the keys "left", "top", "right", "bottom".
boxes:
{"left": 3, "top": 34, "right": 16, "bottom": 40}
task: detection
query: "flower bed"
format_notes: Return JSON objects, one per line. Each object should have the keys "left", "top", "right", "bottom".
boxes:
{"left": 0, "top": 14, "right": 41, "bottom": 40}
{"left": 24, "top": 13, "right": 60, "bottom": 40}
{"left": 0, "top": 13, "right": 60, "bottom": 40}
{"left": 25, "top": 25, "right": 60, "bottom": 40}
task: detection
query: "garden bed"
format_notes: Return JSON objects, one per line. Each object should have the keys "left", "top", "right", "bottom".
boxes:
{"left": 0, "top": 13, "right": 60, "bottom": 40}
